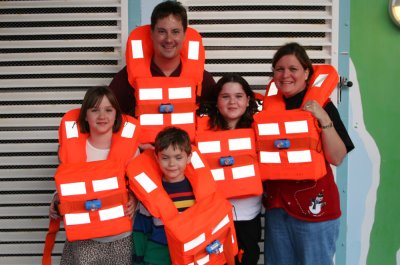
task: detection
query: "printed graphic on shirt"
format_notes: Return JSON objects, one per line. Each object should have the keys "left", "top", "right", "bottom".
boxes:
{"left": 308, "top": 191, "right": 326, "bottom": 216}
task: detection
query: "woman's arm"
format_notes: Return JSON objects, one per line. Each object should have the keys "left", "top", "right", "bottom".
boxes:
{"left": 303, "top": 100, "right": 347, "bottom": 166}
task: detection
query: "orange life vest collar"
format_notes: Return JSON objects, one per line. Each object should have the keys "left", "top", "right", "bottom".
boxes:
{"left": 127, "top": 146, "right": 216, "bottom": 220}
{"left": 126, "top": 25, "right": 205, "bottom": 95}
{"left": 58, "top": 108, "right": 141, "bottom": 164}
{"left": 262, "top": 64, "right": 339, "bottom": 111}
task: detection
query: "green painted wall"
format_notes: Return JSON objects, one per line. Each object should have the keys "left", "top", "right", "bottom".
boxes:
{"left": 351, "top": 1, "right": 400, "bottom": 264}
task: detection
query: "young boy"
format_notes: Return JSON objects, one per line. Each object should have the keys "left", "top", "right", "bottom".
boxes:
{"left": 132, "top": 127, "right": 195, "bottom": 265}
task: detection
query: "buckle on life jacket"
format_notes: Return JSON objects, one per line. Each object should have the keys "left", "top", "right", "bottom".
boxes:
{"left": 159, "top": 103, "right": 174, "bottom": 113}
{"left": 219, "top": 156, "right": 234, "bottom": 166}
{"left": 85, "top": 199, "right": 102, "bottom": 211}
{"left": 274, "top": 139, "right": 290, "bottom": 149}
{"left": 206, "top": 240, "right": 222, "bottom": 254}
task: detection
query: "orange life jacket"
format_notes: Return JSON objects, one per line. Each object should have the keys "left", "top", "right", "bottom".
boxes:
{"left": 125, "top": 25, "right": 205, "bottom": 143}
{"left": 58, "top": 109, "right": 140, "bottom": 165}
{"left": 126, "top": 147, "right": 238, "bottom": 265}
{"left": 42, "top": 109, "right": 141, "bottom": 265}
{"left": 254, "top": 64, "right": 339, "bottom": 181}
{"left": 195, "top": 116, "right": 263, "bottom": 199}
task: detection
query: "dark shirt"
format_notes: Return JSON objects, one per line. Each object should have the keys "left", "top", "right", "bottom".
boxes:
{"left": 109, "top": 64, "right": 216, "bottom": 117}
{"left": 162, "top": 178, "right": 195, "bottom": 212}
{"left": 284, "top": 89, "right": 354, "bottom": 152}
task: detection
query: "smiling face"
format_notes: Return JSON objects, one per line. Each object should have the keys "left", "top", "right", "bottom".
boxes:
{"left": 151, "top": 14, "right": 185, "bottom": 64}
{"left": 273, "top": 54, "right": 310, "bottom": 98}
{"left": 156, "top": 145, "right": 191, "bottom": 183}
{"left": 217, "top": 82, "right": 250, "bottom": 129}
{"left": 85, "top": 96, "right": 116, "bottom": 137}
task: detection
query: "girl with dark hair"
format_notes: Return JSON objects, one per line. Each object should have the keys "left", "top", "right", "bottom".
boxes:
{"left": 196, "top": 74, "right": 262, "bottom": 265}
{"left": 47, "top": 86, "right": 140, "bottom": 265}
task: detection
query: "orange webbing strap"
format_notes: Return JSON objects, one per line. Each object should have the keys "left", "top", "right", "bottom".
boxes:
{"left": 42, "top": 217, "right": 61, "bottom": 265}
{"left": 204, "top": 154, "right": 256, "bottom": 168}
{"left": 135, "top": 102, "right": 197, "bottom": 115}
{"left": 223, "top": 229, "right": 236, "bottom": 265}
{"left": 303, "top": 64, "right": 339, "bottom": 107}
{"left": 256, "top": 137, "right": 322, "bottom": 153}
{"left": 58, "top": 191, "right": 128, "bottom": 215}
{"left": 197, "top": 81, "right": 203, "bottom": 97}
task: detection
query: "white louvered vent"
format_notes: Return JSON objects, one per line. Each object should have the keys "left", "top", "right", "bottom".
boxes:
{"left": 181, "top": 0, "right": 338, "bottom": 91}
{"left": 0, "top": 1, "right": 127, "bottom": 264}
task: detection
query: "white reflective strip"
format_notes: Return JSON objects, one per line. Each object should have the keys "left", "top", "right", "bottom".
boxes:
{"left": 267, "top": 81, "right": 278, "bottom": 96}
{"left": 135, "top": 172, "right": 158, "bottom": 193}
{"left": 184, "top": 233, "right": 205, "bottom": 252}
{"left": 232, "top": 164, "right": 255, "bottom": 179}
{"left": 139, "top": 88, "right": 163, "bottom": 100}
{"left": 131, "top": 40, "right": 144, "bottom": 59}
{"left": 287, "top": 150, "right": 312, "bottom": 163}
{"left": 60, "top": 182, "right": 86, "bottom": 196}
{"left": 191, "top": 151, "right": 205, "bottom": 169}
{"left": 99, "top": 205, "right": 124, "bottom": 221}
{"left": 312, "top": 73, "right": 328, "bottom": 87}
{"left": 212, "top": 214, "right": 229, "bottom": 234}
{"left": 219, "top": 244, "right": 224, "bottom": 253}
{"left": 188, "top": 40, "right": 199, "bottom": 60}
{"left": 197, "top": 255, "right": 210, "bottom": 265}
{"left": 65, "top": 213, "right": 90, "bottom": 226}
{"left": 285, "top": 120, "right": 308, "bottom": 134}
{"left": 257, "top": 123, "right": 280, "bottom": 136}
{"left": 168, "top": 87, "right": 192, "bottom": 99}
{"left": 228, "top": 137, "right": 251, "bottom": 151}
{"left": 65, "top": 121, "right": 78, "bottom": 139}
{"left": 232, "top": 234, "right": 235, "bottom": 244}
{"left": 189, "top": 263, "right": 195, "bottom": 265}
{"left": 92, "top": 177, "right": 119, "bottom": 192}
{"left": 140, "top": 114, "right": 164, "bottom": 125}
{"left": 121, "top": 122, "right": 136, "bottom": 138}
{"left": 259, "top": 151, "right": 281, "bottom": 163}
{"left": 197, "top": 141, "right": 221, "bottom": 154}
{"left": 171, "top": 112, "right": 194, "bottom": 125}
{"left": 211, "top": 168, "right": 225, "bottom": 181}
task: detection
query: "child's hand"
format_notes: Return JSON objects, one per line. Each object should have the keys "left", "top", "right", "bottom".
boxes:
{"left": 49, "top": 193, "right": 60, "bottom": 219}
{"left": 125, "top": 191, "right": 137, "bottom": 219}
{"left": 139, "top": 143, "right": 155, "bottom": 152}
